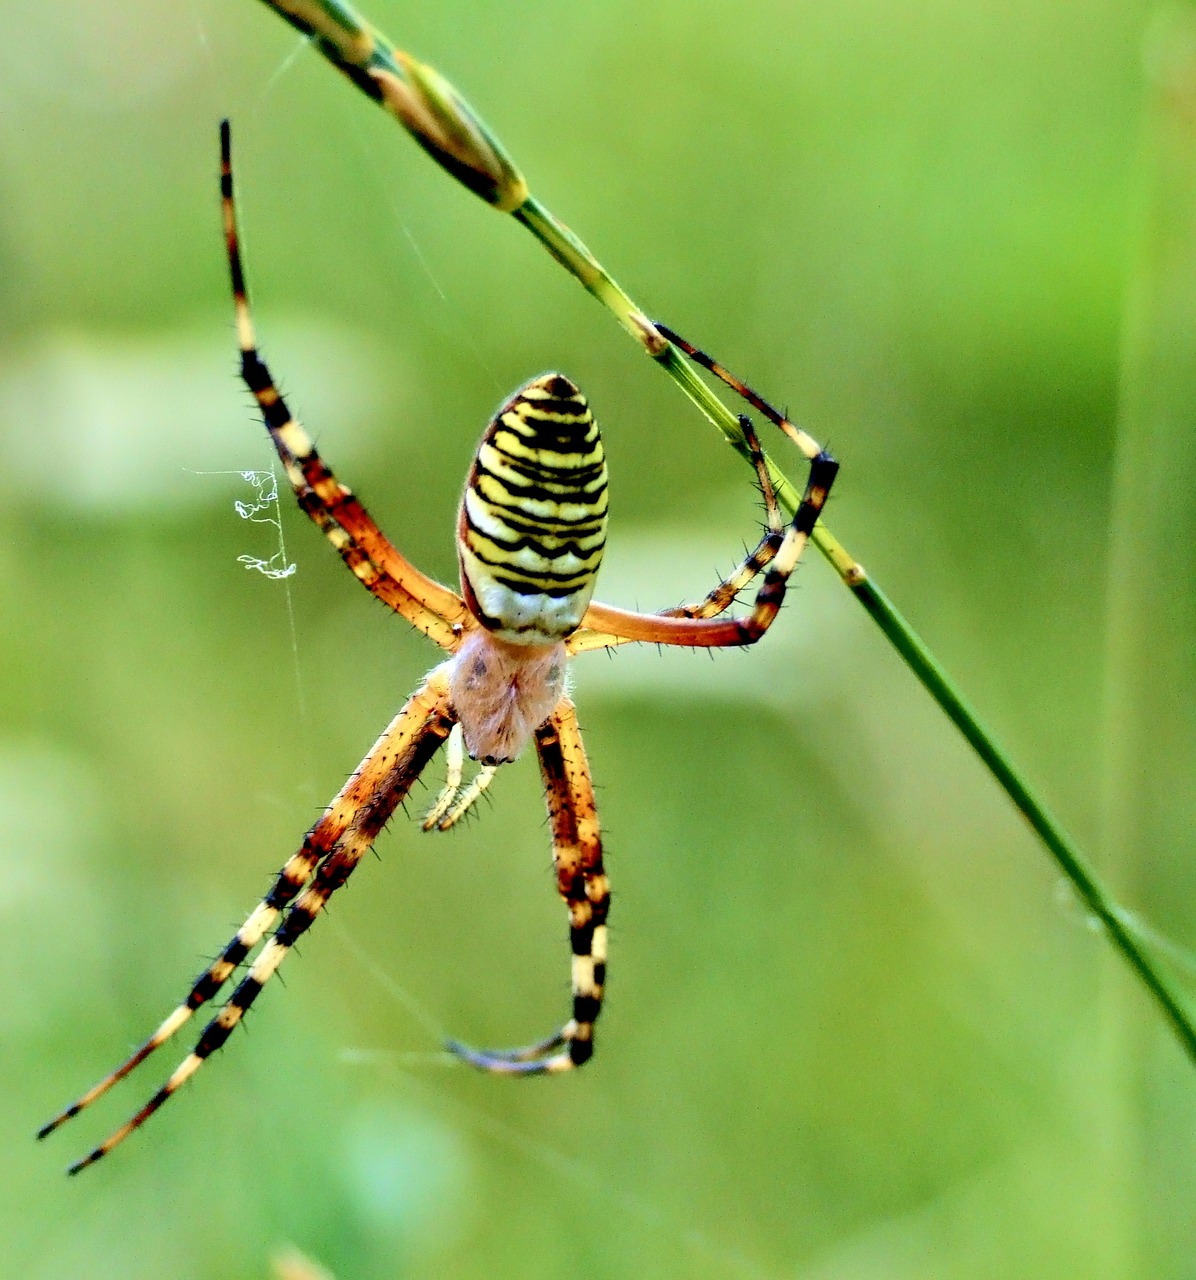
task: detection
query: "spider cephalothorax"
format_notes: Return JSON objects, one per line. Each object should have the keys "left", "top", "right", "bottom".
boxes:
{"left": 39, "top": 121, "right": 837, "bottom": 1173}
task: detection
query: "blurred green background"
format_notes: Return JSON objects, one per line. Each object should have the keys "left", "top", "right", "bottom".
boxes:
{"left": 3, "top": 1, "right": 1196, "bottom": 1276}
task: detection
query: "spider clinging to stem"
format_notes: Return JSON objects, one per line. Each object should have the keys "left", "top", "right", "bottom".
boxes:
{"left": 37, "top": 120, "right": 838, "bottom": 1175}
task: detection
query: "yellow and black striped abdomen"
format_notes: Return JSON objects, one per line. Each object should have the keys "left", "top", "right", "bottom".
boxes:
{"left": 458, "top": 374, "right": 608, "bottom": 644}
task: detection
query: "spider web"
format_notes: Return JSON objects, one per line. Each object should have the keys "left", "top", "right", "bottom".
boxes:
{"left": 233, "top": 468, "right": 296, "bottom": 581}
{"left": 326, "top": 919, "right": 777, "bottom": 1280}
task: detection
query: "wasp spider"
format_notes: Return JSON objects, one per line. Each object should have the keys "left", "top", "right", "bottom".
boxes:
{"left": 39, "top": 122, "right": 838, "bottom": 1173}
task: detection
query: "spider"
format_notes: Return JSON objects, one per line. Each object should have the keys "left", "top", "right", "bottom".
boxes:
{"left": 38, "top": 121, "right": 838, "bottom": 1174}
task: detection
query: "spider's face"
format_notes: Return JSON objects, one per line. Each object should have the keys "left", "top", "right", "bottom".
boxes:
{"left": 457, "top": 373, "right": 608, "bottom": 646}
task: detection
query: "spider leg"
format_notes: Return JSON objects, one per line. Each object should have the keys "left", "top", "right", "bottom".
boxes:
{"left": 40, "top": 843, "right": 324, "bottom": 1139}
{"left": 570, "top": 451, "right": 835, "bottom": 650}
{"left": 422, "top": 724, "right": 499, "bottom": 830}
{"left": 50, "top": 671, "right": 455, "bottom": 1174}
{"left": 436, "top": 763, "right": 498, "bottom": 831}
{"left": 567, "top": 414, "right": 785, "bottom": 656}
{"left": 663, "top": 412, "right": 784, "bottom": 617}
{"left": 653, "top": 322, "right": 825, "bottom": 461}
{"left": 448, "top": 696, "right": 606, "bottom": 1074}
{"left": 40, "top": 729, "right": 421, "bottom": 1141}
{"left": 220, "top": 121, "right": 469, "bottom": 652}
{"left": 568, "top": 328, "right": 838, "bottom": 653}
{"left": 422, "top": 722, "right": 466, "bottom": 829}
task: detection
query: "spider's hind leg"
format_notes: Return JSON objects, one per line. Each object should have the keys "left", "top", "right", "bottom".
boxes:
{"left": 447, "top": 697, "right": 606, "bottom": 1074}
{"left": 653, "top": 321, "right": 826, "bottom": 462}
{"left": 37, "top": 822, "right": 333, "bottom": 1142}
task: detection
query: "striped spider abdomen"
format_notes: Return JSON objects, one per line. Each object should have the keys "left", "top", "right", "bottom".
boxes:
{"left": 457, "top": 373, "right": 608, "bottom": 645}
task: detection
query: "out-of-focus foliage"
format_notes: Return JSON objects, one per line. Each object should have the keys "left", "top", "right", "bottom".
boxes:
{"left": 3, "top": 2, "right": 1194, "bottom": 1277}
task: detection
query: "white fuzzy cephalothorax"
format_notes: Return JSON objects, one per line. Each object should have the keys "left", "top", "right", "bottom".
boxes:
{"left": 441, "top": 628, "right": 568, "bottom": 764}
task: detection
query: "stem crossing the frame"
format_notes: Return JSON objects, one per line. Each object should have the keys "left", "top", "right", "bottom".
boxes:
{"left": 249, "top": 0, "right": 1196, "bottom": 1068}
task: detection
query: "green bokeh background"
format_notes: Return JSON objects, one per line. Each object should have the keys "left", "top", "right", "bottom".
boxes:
{"left": 4, "top": 2, "right": 1196, "bottom": 1276}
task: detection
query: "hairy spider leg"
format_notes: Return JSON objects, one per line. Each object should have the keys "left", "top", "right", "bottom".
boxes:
{"left": 38, "top": 725, "right": 406, "bottom": 1139}
{"left": 50, "top": 674, "right": 455, "bottom": 1174}
{"left": 664, "top": 412, "right": 787, "bottom": 617}
{"left": 423, "top": 722, "right": 467, "bottom": 829}
{"left": 653, "top": 321, "right": 825, "bottom": 461}
{"left": 570, "top": 329, "right": 838, "bottom": 653}
{"left": 572, "top": 456, "right": 836, "bottom": 649}
{"left": 438, "top": 761, "right": 499, "bottom": 830}
{"left": 566, "top": 412, "right": 786, "bottom": 656}
{"left": 422, "top": 723, "right": 498, "bottom": 830}
{"left": 448, "top": 696, "right": 607, "bottom": 1072}
{"left": 220, "top": 120, "right": 468, "bottom": 650}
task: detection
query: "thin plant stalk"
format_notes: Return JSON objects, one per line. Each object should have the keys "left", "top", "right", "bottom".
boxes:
{"left": 248, "top": 0, "right": 1196, "bottom": 1066}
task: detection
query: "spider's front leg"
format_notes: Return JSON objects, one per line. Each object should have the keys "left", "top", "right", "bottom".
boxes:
{"left": 448, "top": 697, "right": 607, "bottom": 1073}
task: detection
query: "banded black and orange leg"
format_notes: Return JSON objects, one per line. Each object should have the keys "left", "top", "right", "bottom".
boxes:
{"left": 220, "top": 121, "right": 468, "bottom": 650}
{"left": 578, "top": 448, "right": 834, "bottom": 650}
{"left": 571, "top": 331, "right": 838, "bottom": 654}
{"left": 48, "top": 672, "right": 456, "bottom": 1174}
{"left": 40, "top": 829, "right": 338, "bottom": 1139}
{"left": 46, "top": 677, "right": 459, "bottom": 1139}
{"left": 567, "top": 413, "right": 786, "bottom": 657}
{"left": 654, "top": 322, "right": 826, "bottom": 462}
{"left": 664, "top": 413, "right": 785, "bottom": 619}
{"left": 448, "top": 696, "right": 607, "bottom": 1073}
